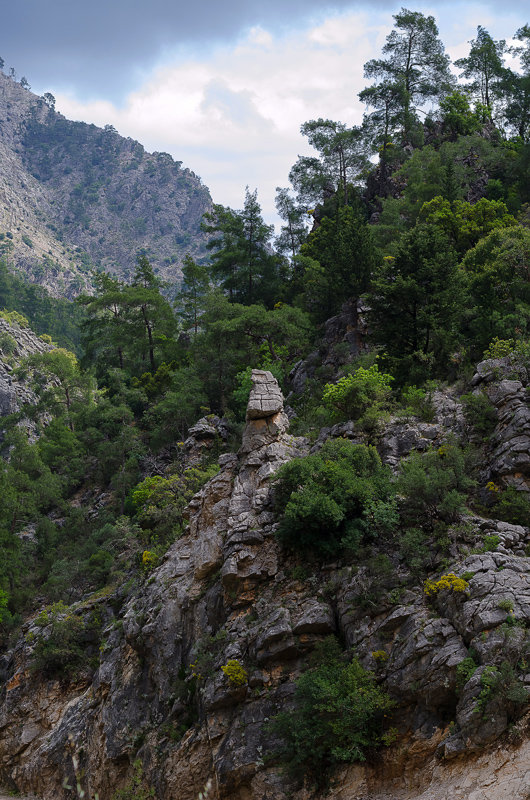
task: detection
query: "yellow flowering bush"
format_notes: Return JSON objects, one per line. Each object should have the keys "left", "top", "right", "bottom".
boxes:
{"left": 424, "top": 573, "right": 469, "bottom": 597}
{"left": 141, "top": 550, "right": 158, "bottom": 572}
{"left": 372, "top": 650, "right": 389, "bottom": 664}
{"left": 221, "top": 659, "right": 248, "bottom": 687}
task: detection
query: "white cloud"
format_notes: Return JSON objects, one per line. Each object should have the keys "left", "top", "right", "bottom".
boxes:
{"left": 54, "top": 3, "right": 528, "bottom": 227}
{"left": 55, "top": 10, "right": 382, "bottom": 225}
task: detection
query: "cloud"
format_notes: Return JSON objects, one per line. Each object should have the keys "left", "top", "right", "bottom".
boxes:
{"left": 55, "top": 11, "right": 382, "bottom": 223}
{"left": 52, "top": 3, "right": 529, "bottom": 227}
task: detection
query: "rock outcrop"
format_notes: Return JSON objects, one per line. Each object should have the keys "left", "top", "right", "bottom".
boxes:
{"left": 0, "top": 317, "right": 52, "bottom": 438}
{"left": 471, "top": 356, "right": 530, "bottom": 490}
{"left": 0, "top": 368, "right": 529, "bottom": 800}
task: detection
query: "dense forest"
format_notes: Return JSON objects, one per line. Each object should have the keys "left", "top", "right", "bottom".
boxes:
{"left": 1, "top": 10, "right": 530, "bottom": 795}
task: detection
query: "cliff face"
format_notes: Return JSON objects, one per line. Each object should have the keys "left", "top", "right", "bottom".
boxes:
{"left": 0, "top": 366, "right": 529, "bottom": 800}
{"left": 0, "top": 315, "right": 53, "bottom": 439}
{"left": 0, "top": 73, "right": 212, "bottom": 298}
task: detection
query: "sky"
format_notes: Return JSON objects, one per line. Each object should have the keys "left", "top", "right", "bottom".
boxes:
{"left": 2, "top": 1, "right": 529, "bottom": 226}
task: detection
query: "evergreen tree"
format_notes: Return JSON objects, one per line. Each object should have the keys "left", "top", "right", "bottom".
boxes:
{"left": 274, "top": 187, "right": 308, "bottom": 261}
{"left": 363, "top": 9, "right": 453, "bottom": 141}
{"left": 300, "top": 205, "right": 377, "bottom": 321}
{"left": 369, "top": 224, "right": 463, "bottom": 383}
{"left": 174, "top": 254, "right": 210, "bottom": 336}
{"left": 298, "top": 119, "right": 366, "bottom": 207}
{"left": 202, "top": 189, "right": 278, "bottom": 306}
{"left": 455, "top": 27, "right": 506, "bottom": 117}
{"left": 503, "top": 25, "right": 530, "bottom": 142}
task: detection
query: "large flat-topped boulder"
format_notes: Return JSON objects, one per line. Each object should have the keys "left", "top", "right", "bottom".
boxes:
{"left": 246, "top": 369, "right": 284, "bottom": 420}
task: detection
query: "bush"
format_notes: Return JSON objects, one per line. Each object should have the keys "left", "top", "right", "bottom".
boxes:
{"left": 456, "top": 656, "right": 478, "bottom": 693}
{"left": 268, "top": 637, "right": 394, "bottom": 789}
{"left": 399, "top": 384, "right": 435, "bottom": 421}
{"left": 130, "top": 463, "right": 219, "bottom": 547}
{"left": 424, "top": 573, "right": 469, "bottom": 597}
{"left": 397, "top": 441, "right": 475, "bottom": 527}
{"left": 461, "top": 391, "right": 497, "bottom": 438}
{"left": 475, "top": 662, "right": 528, "bottom": 715}
{"left": 31, "top": 604, "right": 101, "bottom": 678}
{"left": 221, "top": 659, "right": 248, "bottom": 687}
{"left": 322, "top": 363, "right": 393, "bottom": 422}
{"left": 491, "top": 486, "right": 530, "bottom": 527}
{"left": 398, "top": 527, "right": 431, "bottom": 575}
{"left": 274, "top": 439, "right": 395, "bottom": 557}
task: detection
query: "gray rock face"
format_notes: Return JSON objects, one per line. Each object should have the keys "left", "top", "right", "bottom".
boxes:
{"left": 1, "top": 364, "right": 530, "bottom": 800}
{"left": 0, "top": 318, "right": 53, "bottom": 439}
{"left": 472, "top": 357, "right": 530, "bottom": 490}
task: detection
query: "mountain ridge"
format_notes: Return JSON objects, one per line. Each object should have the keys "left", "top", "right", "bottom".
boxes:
{"left": 0, "top": 72, "right": 212, "bottom": 298}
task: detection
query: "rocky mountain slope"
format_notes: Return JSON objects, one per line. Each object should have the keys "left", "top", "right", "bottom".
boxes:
{"left": 0, "top": 362, "right": 529, "bottom": 800}
{"left": 0, "top": 73, "right": 212, "bottom": 298}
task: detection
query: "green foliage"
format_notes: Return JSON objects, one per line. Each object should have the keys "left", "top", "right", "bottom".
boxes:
{"left": 461, "top": 391, "right": 498, "bottom": 438}
{"left": 202, "top": 189, "right": 280, "bottom": 307}
{"left": 483, "top": 337, "right": 515, "bottom": 359}
{"left": 131, "top": 463, "right": 219, "bottom": 547}
{"left": 0, "top": 260, "right": 83, "bottom": 351}
{"left": 322, "top": 363, "right": 393, "bottom": 422}
{"left": 268, "top": 637, "right": 394, "bottom": 789}
{"left": 475, "top": 662, "right": 528, "bottom": 715}
{"left": 362, "top": 8, "right": 453, "bottom": 141}
{"left": 439, "top": 90, "right": 483, "bottom": 137}
{"left": 419, "top": 196, "right": 516, "bottom": 254}
{"left": 399, "top": 385, "right": 435, "bottom": 421}
{"left": 397, "top": 441, "right": 475, "bottom": 527}
{"left": 274, "top": 439, "right": 394, "bottom": 557}
{"left": 299, "top": 205, "right": 377, "bottom": 321}
{"left": 0, "top": 308, "right": 29, "bottom": 327}
{"left": 491, "top": 486, "right": 530, "bottom": 527}
{"left": 456, "top": 656, "right": 478, "bottom": 693}
{"left": 31, "top": 604, "right": 102, "bottom": 678}
{"left": 461, "top": 226, "right": 530, "bottom": 358}
{"left": 398, "top": 527, "right": 431, "bottom": 575}
{"left": 368, "top": 225, "right": 463, "bottom": 385}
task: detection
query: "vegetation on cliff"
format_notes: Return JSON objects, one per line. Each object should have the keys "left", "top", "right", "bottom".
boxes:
{"left": 1, "top": 10, "right": 530, "bottom": 798}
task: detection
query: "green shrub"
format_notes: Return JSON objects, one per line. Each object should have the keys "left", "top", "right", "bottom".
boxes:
{"left": 397, "top": 441, "right": 475, "bottom": 527}
{"left": 322, "top": 363, "right": 393, "bottom": 421}
{"left": 398, "top": 527, "right": 431, "bottom": 575}
{"left": 268, "top": 637, "right": 394, "bottom": 789}
{"left": 0, "top": 308, "right": 29, "bottom": 328}
{"left": 274, "top": 439, "right": 395, "bottom": 557}
{"left": 483, "top": 337, "right": 515, "bottom": 360}
{"left": 130, "top": 463, "right": 219, "bottom": 547}
{"left": 32, "top": 605, "right": 101, "bottom": 678}
{"left": 456, "top": 656, "right": 478, "bottom": 693}
{"left": 0, "top": 332, "right": 17, "bottom": 355}
{"left": 475, "top": 662, "right": 528, "bottom": 716}
{"left": 399, "top": 384, "right": 435, "bottom": 421}
{"left": 461, "top": 391, "right": 497, "bottom": 438}
{"left": 492, "top": 486, "right": 530, "bottom": 527}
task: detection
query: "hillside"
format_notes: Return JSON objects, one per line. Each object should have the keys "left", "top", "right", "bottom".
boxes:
{"left": 0, "top": 72, "right": 212, "bottom": 297}
{"left": 0, "top": 10, "right": 530, "bottom": 800}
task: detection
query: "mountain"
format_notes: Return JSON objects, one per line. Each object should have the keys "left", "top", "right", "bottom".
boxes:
{"left": 0, "top": 72, "right": 212, "bottom": 298}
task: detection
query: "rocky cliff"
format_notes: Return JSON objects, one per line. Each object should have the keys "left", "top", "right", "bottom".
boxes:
{"left": 0, "top": 315, "right": 53, "bottom": 439}
{"left": 0, "top": 365, "right": 529, "bottom": 800}
{"left": 0, "top": 73, "right": 212, "bottom": 297}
